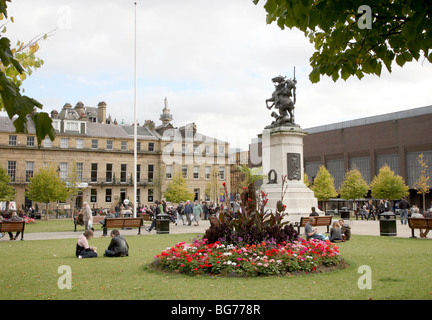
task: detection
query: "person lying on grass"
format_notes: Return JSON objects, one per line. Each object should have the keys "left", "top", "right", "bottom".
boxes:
{"left": 104, "top": 229, "right": 129, "bottom": 257}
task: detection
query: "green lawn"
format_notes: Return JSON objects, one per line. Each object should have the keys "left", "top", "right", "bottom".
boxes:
{"left": 1, "top": 229, "right": 431, "bottom": 300}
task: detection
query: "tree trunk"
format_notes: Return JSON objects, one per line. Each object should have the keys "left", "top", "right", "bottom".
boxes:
{"left": 45, "top": 203, "right": 49, "bottom": 221}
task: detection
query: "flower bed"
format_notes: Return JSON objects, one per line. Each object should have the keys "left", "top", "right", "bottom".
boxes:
{"left": 151, "top": 237, "right": 343, "bottom": 277}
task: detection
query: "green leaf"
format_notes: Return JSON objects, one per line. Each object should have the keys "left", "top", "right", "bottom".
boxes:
{"left": 309, "top": 68, "right": 320, "bottom": 83}
{"left": 396, "top": 54, "right": 406, "bottom": 67}
{"left": 32, "top": 111, "right": 56, "bottom": 147}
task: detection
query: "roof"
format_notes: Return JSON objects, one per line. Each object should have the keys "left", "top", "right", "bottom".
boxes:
{"left": 0, "top": 115, "right": 36, "bottom": 134}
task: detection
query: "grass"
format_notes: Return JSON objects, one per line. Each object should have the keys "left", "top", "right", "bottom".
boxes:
{"left": 1, "top": 227, "right": 432, "bottom": 300}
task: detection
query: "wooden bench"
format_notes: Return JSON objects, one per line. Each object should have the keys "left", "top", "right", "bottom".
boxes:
{"left": 294, "top": 216, "right": 332, "bottom": 233}
{"left": 0, "top": 221, "right": 26, "bottom": 240}
{"left": 74, "top": 215, "right": 105, "bottom": 232}
{"left": 105, "top": 218, "right": 143, "bottom": 235}
{"left": 408, "top": 217, "right": 432, "bottom": 238}
{"left": 209, "top": 216, "right": 220, "bottom": 227}
{"left": 142, "top": 213, "right": 152, "bottom": 221}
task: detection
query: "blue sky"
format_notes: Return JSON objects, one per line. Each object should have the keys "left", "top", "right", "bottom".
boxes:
{"left": 3, "top": 0, "right": 432, "bottom": 150}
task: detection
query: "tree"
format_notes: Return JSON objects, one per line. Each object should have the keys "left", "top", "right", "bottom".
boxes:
{"left": 370, "top": 164, "right": 409, "bottom": 201}
{"left": 253, "top": 0, "right": 432, "bottom": 83}
{"left": 304, "top": 171, "right": 311, "bottom": 188}
{"left": 311, "top": 165, "right": 338, "bottom": 211}
{"left": 413, "top": 153, "right": 431, "bottom": 212}
{"left": 163, "top": 171, "right": 194, "bottom": 204}
{"left": 0, "top": 1, "right": 55, "bottom": 147}
{"left": 339, "top": 168, "right": 369, "bottom": 200}
{"left": 25, "top": 165, "right": 68, "bottom": 220}
{"left": 0, "top": 164, "right": 15, "bottom": 202}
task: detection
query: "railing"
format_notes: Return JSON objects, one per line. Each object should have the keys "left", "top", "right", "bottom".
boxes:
{"left": 9, "top": 177, "right": 153, "bottom": 187}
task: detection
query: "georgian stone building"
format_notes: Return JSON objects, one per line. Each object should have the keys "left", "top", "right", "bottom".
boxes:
{"left": 0, "top": 98, "right": 230, "bottom": 212}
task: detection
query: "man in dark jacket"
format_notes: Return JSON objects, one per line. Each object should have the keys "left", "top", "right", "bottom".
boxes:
{"left": 104, "top": 229, "right": 129, "bottom": 257}
{"left": 147, "top": 200, "right": 161, "bottom": 232}
{"left": 399, "top": 196, "right": 410, "bottom": 225}
{"left": 184, "top": 200, "right": 193, "bottom": 226}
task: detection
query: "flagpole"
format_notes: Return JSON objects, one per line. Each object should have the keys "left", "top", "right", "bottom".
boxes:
{"left": 133, "top": 1, "right": 138, "bottom": 218}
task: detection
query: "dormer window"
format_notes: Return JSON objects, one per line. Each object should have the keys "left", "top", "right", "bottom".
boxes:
{"left": 65, "top": 121, "right": 80, "bottom": 131}
{"left": 52, "top": 120, "right": 60, "bottom": 131}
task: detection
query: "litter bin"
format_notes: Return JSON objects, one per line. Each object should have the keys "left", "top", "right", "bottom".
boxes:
{"left": 379, "top": 212, "right": 397, "bottom": 236}
{"left": 156, "top": 212, "right": 170, "bottom": 234}
{"left": 340, "top": 207, "right": 350, "bottom": 220}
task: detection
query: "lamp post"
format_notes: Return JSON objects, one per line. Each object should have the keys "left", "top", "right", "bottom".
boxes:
{"left": 133, "top": 1, "right": 138, "bottom": 218}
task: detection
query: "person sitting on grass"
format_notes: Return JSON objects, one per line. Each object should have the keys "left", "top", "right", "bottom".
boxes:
{"left": 104, "top": 229, "right": 129, "bottom": 257}
{"left": 329, "top": 221, "right": 344, "bottom": 242}
{"left": 304, "top": 217, "right": 327, "bottom": 241}
{"left": 338, "top": 219, "right": 351, "bottom": 240}
{"left": 76, "top": 229, "right": 97, "bottom": 259}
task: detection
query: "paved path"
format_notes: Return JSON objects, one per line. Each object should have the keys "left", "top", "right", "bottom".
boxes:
{"left": 0, "top": 218, "right": 427, "bottom": 241}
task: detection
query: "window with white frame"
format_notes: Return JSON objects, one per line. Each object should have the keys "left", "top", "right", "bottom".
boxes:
{"left": 65, "top": 121, "right": 80, "bottom": 132}
{"left": 76, "top": 162, "right": 84, "bottom": 182}
{"left": 193, "top": 166, "right": 199, "bottom": 179}
{"left": 26, "top": 161, "right": 34, "bottom": 182}
{"left": 44, "top": 136, "right": 52, "bottom": 148}
{"left": 90, "top": 189, "right": 97, "bottom": 203}
{"left": 166, "top": 165, "right": 172, "bottom": 179}
{"left": 59, "top": 162, "right": 68, "bottom": 180}
{"left": 91, "top": 139, "right": 98, "bottom": 149}
{"left": 205, "top": 166, "right": 211, "bottom": 179}
{"left": 182, "top": 165, "right": 188, "bottom": 178}
{"left": 219, "top": 166, "right": 225, "bottom": 180}
{"left": 121, "top": 164, "right": 127, "bottom": 182}
{"left": 7, "top": 161, "right": 16, "bottom": 182}
{"left": 105, "top": 189, "right": 112, "bottom": 203}
{"left": 121, "top": 141, "right": 127, "bottom": 151}
{"left": 26, "top": 136, "right": 35, "bottom": 147}
{"left": 52, "top": 120, "right": 60, "bottom": 131}
{"left": 8, "top": 135, "right": 17, "bottom": 146}
{"left": 91, "top": 163, "right": 98, "bottom": 182}
{"left": 106, "top": 140, "right": 113, "bottom": 150}
{"left": 76, "top": 139, "right": 84, "bottom": 149}
{"left": 106, "top": 163, "right": 113, "bottom": 182}
{"left": 60, "top": 138, "right": 69, "bottom": 148}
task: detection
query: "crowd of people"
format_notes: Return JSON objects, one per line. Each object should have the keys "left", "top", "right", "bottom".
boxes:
{"left": 145, "top": 199, "right": 224, "bottom": 232}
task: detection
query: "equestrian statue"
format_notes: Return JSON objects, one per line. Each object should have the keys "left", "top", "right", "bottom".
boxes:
{"left": 265, "top": 74, "right": 297, "bottom": 128}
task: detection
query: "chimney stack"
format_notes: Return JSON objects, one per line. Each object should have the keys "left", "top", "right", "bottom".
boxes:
{"left": 97, "top": 101, "right": 107, "bottom": 124}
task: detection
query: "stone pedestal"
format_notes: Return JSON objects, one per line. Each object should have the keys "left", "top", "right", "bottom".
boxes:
{"left": 260, "top": 125, "right": 319, "bottom": 221}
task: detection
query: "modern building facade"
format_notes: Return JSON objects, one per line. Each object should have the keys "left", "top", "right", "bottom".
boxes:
{"left": 303, "top": 105, "right": 432, "bottom": 206}
{"left": 0, "top": 99, "right": 230, "bottom": 213}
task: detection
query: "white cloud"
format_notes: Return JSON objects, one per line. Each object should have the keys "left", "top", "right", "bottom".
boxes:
{"left": 3, "top": 0, "right": 431, "bottom": 150}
